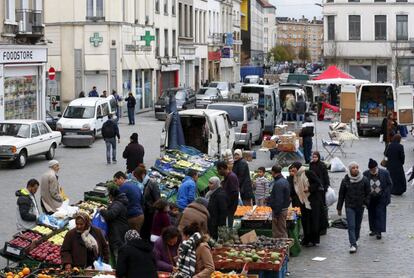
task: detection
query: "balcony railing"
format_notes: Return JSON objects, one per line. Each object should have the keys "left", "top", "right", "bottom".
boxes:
{"left": 16, "top": 9, "right": 32, "bottom": 33}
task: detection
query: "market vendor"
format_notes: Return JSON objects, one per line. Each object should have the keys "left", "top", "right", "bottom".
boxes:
{"left": 232, "top": 149, "right": 254, "bottom": 206}
{"left": 176, "top": 169, "right": 198, "bottom": 211}
{"left": 15, "top": 179, "right": 40, "bottom": 231}
{"left": 61, "top": 212, "right": 109, "bottom": 271}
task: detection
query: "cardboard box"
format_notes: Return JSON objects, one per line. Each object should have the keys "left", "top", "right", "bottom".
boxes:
{"left": 262, "top": 140, "right": 277, "bottom": 149}
{"left": 274, "top": 125, "right": 288, "bottom": 135}
{"left": 278, "top": 143, "right": 296, "bottom": 152}
{"left": 280, "top": 133, "right": 296, "bottom": 144}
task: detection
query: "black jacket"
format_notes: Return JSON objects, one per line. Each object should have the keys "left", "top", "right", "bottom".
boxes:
{"left": 125, "top": 95, "right": 136, "bottom": 108}
{"left": 267, "top": 175, "right": 290, "bottom": 216}
{"left": 116, "top": 239, "right": 157, "bottom": 278}
{"left": 232, "top": 158, "right": 253, "bottom": 199}
{"left": 143, "top": 178, "right": 161, "bottom": 214}
{"left": 337, "top": 175, "right": 371, "bottom": 210}
{"left": 100, "top": 193, "right": 130, "bottom": 251}
{"left": 122, "top": 142, "right": 145, "bottom": 173}
{"left": 102, "top": 119, "right": 120, "bottom": 139}
{"left": 309, "top": 161, "right": 330, "bottom": 191}
{"left": 295, "top": 100, "right": 307, "bottom": 114}
{"left": 16, "top": 189, "right": 37, "bottom": 222}
{"left": 287, "top": 175, "right": 301, "bottom": 207}
{"left": 363, "top": 168, "right": 392, "bottom": 205}
{"left": 299, "top": 122, "right": 314, "bottom": 138}
{"left": 207, "top": 187, "right": 228, "bottom": 239}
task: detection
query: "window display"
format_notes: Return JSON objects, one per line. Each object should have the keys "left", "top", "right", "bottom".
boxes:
{"left": 4, "top": 75, "right": 38, "bottom": 120}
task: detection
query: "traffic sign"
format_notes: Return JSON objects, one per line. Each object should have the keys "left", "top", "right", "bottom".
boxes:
{"left": 48, "top": 67, "right": 56, "bottom": 80}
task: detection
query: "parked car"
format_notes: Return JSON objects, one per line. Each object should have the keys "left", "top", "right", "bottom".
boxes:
{"left": 207, "top": 101, "right": 262, "bottom": 149}
{"left": 243, "top": 75, "right": 260, "bottom": 84}
{"left": 154, "top": 88, "right": 196, "bottom": 120}
{"left": 0, "top": 120, "right": 62, "bottom": 168}
{"left": 161, "top": 109, "right": 235, "bottom": 158}
{"left": 46, "top": 111, "right": 59, "bottom": 131}
{"left": 208, "top": 81, "right": 233, "bottom": 99}
{"left": 56, "top": 96, "right": 118, "bottom": 147}
{"left": 196, "top": 88, "right": 222, "bottom": 108}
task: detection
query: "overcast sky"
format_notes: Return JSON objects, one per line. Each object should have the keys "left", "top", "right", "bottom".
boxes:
{"left": 270, "top": 0, "right": 322, "bottom": 20}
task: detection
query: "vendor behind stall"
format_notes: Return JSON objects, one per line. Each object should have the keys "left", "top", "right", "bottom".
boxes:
{"left": 15, "top": 179, "right": 40, "bottom": 231}
{"left": 61, "top": 212, "right": 109, "bottom": 271}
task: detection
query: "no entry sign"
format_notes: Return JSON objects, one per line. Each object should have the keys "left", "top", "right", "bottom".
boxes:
{"left": 48, "top": 67, "right": 56, "bottom": 80}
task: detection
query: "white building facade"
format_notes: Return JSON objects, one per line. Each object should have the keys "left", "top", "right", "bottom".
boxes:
{"left": 194, "top": 0, "right": 208, "bottom": 89}
{"left": 262, "top": 2, "right": 276, "bottom": 55}
{"left": 323, "top": 0, "right": 414, "bottom": 84}
{"left": 207, "top": 0, "right": 222, "bottom": 81}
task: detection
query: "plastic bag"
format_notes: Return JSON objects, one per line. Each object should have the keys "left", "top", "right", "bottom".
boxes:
{"left": 330, "top": 157, "right": 346, "bottom": 172}
{"left": 91, "top": 211, "right": 108, "bottom": 237}
{"left": 53, "top": 200, "right": 79, "bottom": 219}
{"left": 93, "top": 257, "right": 113, "bottom": 271}
{"left": 325, "top": 187, "right": 337, "bottom": 207}
{"left": 379, "top": 134, "right": 384, "bottom": 143}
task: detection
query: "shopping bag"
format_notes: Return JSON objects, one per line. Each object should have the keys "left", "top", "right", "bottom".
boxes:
{"left": 91, "top": 212, "right": 108, "bottom": 237}
{"left": 325, "top": 187, "right": 337, "bottom": 207}
{"left": 93, "top": 257, "right": 113, "bottom": 271}
{"left": 330, "top": 157, "right": 346, "bottom": 172}
{"left": 379, "top": 134, "right": 384, "bottom": 143}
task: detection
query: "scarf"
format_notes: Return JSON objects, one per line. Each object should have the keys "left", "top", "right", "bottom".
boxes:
{"left": 349, "top": 172, "right": 363, "bottom": 183}
{"left": 81, "top": 227, "right": 99, "bottom": 256}
{"left": 205, "top": 187, "right": 219, "bottom": 201}
{"left": 174, "top": 232, "right": 202, "bottom": 278}
{"left": 294, "top": 166, "right": 311, "bottom": 209}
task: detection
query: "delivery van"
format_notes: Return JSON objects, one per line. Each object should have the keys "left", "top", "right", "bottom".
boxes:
{"left": 56, "top": 96, "right": 118, "bottom": 146}
{"left": 340, "top": 83, "right": 413, "bottom": 135}
{"left": 240, "top": 84, "right": 282, "bottom": 134}
{"left": 161, "top": 109, "right": 235, "bottom": 158}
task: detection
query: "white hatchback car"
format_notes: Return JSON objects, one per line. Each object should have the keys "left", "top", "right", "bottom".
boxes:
{"left": 0, "top": 120, "right": 62, "bottom": 168}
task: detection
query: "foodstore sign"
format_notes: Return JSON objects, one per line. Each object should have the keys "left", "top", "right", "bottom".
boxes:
{"left": 0, "top": 48, "right": 47, "bottom": 63}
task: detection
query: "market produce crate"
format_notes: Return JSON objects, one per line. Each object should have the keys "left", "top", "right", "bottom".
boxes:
{"left": 241, "top": 219, "right": 272, "bottom": 230}
{"left": 3, "top": 240, "right": 28, "bottom": 259}
{"left": 249, "top": 256, "right": 288, "bottom": 278}
{"left": 84, "top": 192, "right": 109, "bottom": 205}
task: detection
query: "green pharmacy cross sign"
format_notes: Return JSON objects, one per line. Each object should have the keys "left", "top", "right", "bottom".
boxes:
{"left": 90, "top": 32, "right": 103, "bottom": 47}
{"left": 141, "top": 31, "right": 155, "bottom": 46}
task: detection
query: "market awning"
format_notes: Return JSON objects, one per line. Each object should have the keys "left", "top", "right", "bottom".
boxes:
{"left": 308, "top": 78, "right": 370, "bottom": 85}
{"left": 313, "top": 65, "right": 353, "bottom": 80}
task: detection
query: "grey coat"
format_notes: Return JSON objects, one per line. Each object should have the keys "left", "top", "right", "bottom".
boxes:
{"left": 40, "top": 169, "right": 63, "bottom": 213}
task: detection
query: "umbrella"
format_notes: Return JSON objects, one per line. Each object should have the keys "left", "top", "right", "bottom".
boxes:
{"left": 308, "top": 78, "right": 370, "bottom": 85}
{"left": 167, "top": 91, "right": 185, "bottom": 149}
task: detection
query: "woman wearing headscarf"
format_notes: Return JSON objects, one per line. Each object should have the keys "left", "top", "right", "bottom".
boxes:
{"left": 206, "top": 177, "right": 227, "bottom": 240}
{"left": 381, "top": 112, "right": 397, "bottom": 153}
{"left": 117, "top": 230, "right": 157, "bottom": 278}
{"left": 385, "top": 134, "right": 407, "bottom": 196}
{"left": 175, "top": 223, "right": 214, "bottom": 278}
{"left": 232, "top": 149, "right": 254, "bottom": 206}
{"left": 61, "top": 212, "right": 109, "bottom": 271}
{"left": 289, "top": 162, "right": 325, "bottom": 247}
{"left": 337, "top": 162, "right": 370, "bottom": 254}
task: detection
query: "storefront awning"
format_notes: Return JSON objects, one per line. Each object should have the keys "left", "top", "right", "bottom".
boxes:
{"left": 85, "top": 55, "right": 109, "bottom": 71}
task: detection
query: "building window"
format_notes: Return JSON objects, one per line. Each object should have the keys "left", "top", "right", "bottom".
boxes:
{"left": 155, "top": 0, "right": 160, "bottom": 13}
{"left": 396, "top": 15, "right": 408, "bottom": 40}
{"left": 155, "top": 28, "right": 160, "bottom": 57}
{"left": 348, "top": 15, "right": 361, "bottom": 40}
{"left": 377, "top": 66, "right": 387, "bottom": 82}
{"left": 172, "top": 0, "right": 176, "bottom": 15}
{"left": 327, "top": 16, "right": 335, "bottom": 40}
{"left": 178, "top": 3, "right": 182, "bottom": 36}
{"left": 87, "top": 0, "right": 104, "bottom": 19}
{"left": 349, "top": 65, "right": 371, "bottom": 81}
{"left": 264, "top": 27, "right": 268, "bottom": 33}
{"left": 375, "top": 15, "right": 386, "bottom": 40}
{"left": 164, "top": 0, "right": 168, "bottom": 15}
{"left": 396, "top": 0, "right": 408, "bottom": 2}
{"left": 348, "top": 0, "right": 360, "bottom": 2}
{"left": 172, "top": 30, "right": 176, "bottom": 56}
{"left": 264, "top": 17, "right": 268, "bottom": 23}
{"left": 326, "top": 0, "right": 334, "bottom": 2}
{"left": 164, "top": 29, "right": 169, "bottom": 57}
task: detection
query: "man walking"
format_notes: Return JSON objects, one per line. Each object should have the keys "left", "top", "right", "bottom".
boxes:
{"left": 295, "top": 95, "right": 307, "bottom": 125}
{"left": 267, "top": 165, "right": 290, "bottom": 238}
{"left": 16, "top": 179, "right": 41, "bottom": 231}
{"left": 102, "top": 114, "right": 120, "bottom": 164}
{"left": 88, "top": 86, "right": 99, "bottom": 97}
{"left": 122, "top": 133, "right": 145, "bottom": 173}
{"left": 125, "top": 92, "right": 136, "bottom": 125}
{"left": 40, "top": 160, "right": 65, "bottom": 214}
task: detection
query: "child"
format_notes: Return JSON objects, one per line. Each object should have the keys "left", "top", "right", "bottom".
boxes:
{"left": 168, "top": 202, "right": 181, "bottom": 226}
{"left": 151, "top": 199, "right": 170, "bottom": 243}
{"left": 254, "top": 167, "right": 270, "bottom": 206}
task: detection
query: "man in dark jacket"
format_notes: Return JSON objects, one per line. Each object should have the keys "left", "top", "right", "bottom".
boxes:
{"left": 363, "top": 159, "right": 392, "bottom": 240}
{"left": 100, "top": 187, "right": 129, "bottom": 263}
{"left": 116, "top": 230, "right": 157, "bottom": 278}
{"left": 232, "top": 149, "right": 253, "bottom": 206}
{"left": 16, "top": 179, "right": 40, "bottom": 231}
{"left": 267, "top": 165, "right": 290, "bottom": 238}
{"left": 217, "top": 161, "right": 239, "bottom": 228}
{"left": 102, "top": 114, "right": 120, "bottom": 164}
{"left": 125, "top": 92, "right": 136, "bottom": 125}
{"left": 295, "top": 95, "right": 307, "bottom": 124}
{"left": 122, "top": 133, "right": 145, "bottom": 173}
{"left": 206, "top": 177, "right": 227, "bottom": 240}
{"left": 88, "top": 86, "right": 99, "bottom": 97}
{"left": 299, "top": 117, "right": 314, "bottom": 164}
{"left": 337, "top": 162, "right": 371, "bottom": 253}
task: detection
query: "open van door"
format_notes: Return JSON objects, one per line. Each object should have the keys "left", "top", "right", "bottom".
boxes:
{"left": 396, "top": 86, "right": 414, "bottom": 125}
{"left": 340, "top": 85, "right": 357, "bottom": 123}
{"left": 160, "top": 113, "right": 172, "bottom": 151}
{"left": 264, "top": 88, "right": 275, "bottom": 134}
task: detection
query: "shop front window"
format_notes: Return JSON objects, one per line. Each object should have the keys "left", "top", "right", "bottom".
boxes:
{"left": 135, "top": 70, "right": 143, "bottom": 111}
{"left": 144, "top": 70, "right": 153, "bottom": 108}
{"left": 4, "top": 75, "right": 38, "bottom": 120}
{"left": 122, "top": 70, "right": 132, "bottom": 98}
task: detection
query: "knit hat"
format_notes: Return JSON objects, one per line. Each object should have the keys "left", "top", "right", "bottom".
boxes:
{"left": 48, "top": 160, "right": 59, "bottom": 168}
{"left": 348, "top": 161, "right": 359, "bottom": 171}
{"left": 124, "top": 230, "right": 141, "bottom": 242}
{"left": 234, "top": 149, "right": 242, "bottom": 157}
{"left": 368, "top": 158, "right": 378, "bottom": 169}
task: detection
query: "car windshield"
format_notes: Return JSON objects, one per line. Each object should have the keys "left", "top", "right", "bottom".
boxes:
{"left": 208, "top": 105, "right": 244, "bottom": 121}
{"left": 0, "top": 123, "right": 30, "bottom": 138}
{"left": 196, "top": 88, "right": 208, "bottom": 95}
{"left": 63, "top": 106, "right": 95, "bottom": 119}
{"left": 205, "top": 89, "right": 219, "bottom": 97}
{"left": 209, "top": 82, "right": 227, "bottom": 91}
{"left": 161, "top": 90, "right": 187, "bottom": 100}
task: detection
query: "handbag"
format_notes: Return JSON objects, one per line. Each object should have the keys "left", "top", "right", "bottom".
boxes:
{"left": 381, "top": 144, "right": 389, "bottom": 167}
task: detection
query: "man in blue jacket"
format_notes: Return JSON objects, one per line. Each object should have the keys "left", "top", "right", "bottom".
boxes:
{"left": 177, "top": 169, "right": 198, "bottom": 211}
{"left": 267, "top": 165, "right": 290, "bottom": 238}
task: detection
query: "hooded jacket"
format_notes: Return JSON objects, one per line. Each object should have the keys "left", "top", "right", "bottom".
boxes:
{"left": 16, "top": 188, "right": 40, "bottom": 231}
{"left": 116, "top": 238, "right": 157, "bottom": 278}
{"left": 177, "top": 176, "right": 197, "bottom": 210}
{"left": 178, "top": 202, "right": 210, "bottom": 235}
{"left": 100, "top": 193, "right": 130, "bottom": 250}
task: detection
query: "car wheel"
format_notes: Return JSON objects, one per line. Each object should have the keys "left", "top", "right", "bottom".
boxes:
{"left": 45, "top": 144, "right": 56, "bottom": 160}
{"left": 15, "top": 150, "right": 27, "bottom": 169}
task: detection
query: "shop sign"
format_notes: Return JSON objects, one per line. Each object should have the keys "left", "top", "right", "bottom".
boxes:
{"left": 160, "top": 57, "right": 169, "bottom": 65}
{"left": 208, "top": 51, "right": 221, "bottom": 61}
{"left": 161, "top": 64, "right": 180, "bottom": 72}
{"left": 141, "top": 31, "right": 155, "bottom": 46}
{"left": 221, "top": 47, "right": 231, "bottom": 59}
{"left": 89, "top": 32, "right": 103, "bottom": 47}
{"left": 125, "top": 45, "right": 152, "bottom": 52}
{"left": 0, "top": 48, "right": 47, "bottom": 63}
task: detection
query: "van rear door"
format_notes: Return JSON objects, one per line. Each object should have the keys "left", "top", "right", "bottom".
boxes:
{"left": 340, "top": 85, "right": 357, "bottom": 123}
{"left": 264, "top": 88, "right": 275, "bottom": 133}
{"left": 214, "top": 114, "right": 229, "bottom": 157}
{"left": 396, "top": 86, "right": 414, "bottom": 125}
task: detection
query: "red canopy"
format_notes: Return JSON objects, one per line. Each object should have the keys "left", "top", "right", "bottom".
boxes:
{"left": 314, "top": 65, "right": 353, "bottom": 80}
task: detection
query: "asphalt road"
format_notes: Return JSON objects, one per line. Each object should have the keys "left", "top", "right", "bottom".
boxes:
{"left": 1, "top": 112, "right": 413, "bottom": 276}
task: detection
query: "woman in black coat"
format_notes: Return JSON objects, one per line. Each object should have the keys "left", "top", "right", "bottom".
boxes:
{"left": 116, "top": 230, "right": 157, "bottom": 278}
{"left": 122, "top": 133, "right": 145, "bottom": 173}
{"left": 206, "top": 177, "right": 228, "bottom": 240}
{"left": 385, "top": 134, "right": 406, "bottom": 195}
{"left": 232, "top": 150, "right": 254, "bottom": 205}
{"left": 99, "top": 187, "right": 129, "bottom": 263}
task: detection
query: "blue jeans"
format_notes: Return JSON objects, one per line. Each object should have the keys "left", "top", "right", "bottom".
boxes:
{"left": 346, "top": 207, "right": 364, "bottom": 247}
{"left": 303, "top": 137, "right": 313, "bottom": 164}
{"left": 127, "top": 107, "right": 135, "bottom": 124}
{"left": 105, "top": 137, "right": 117, "bottom": 163}
{"left": 297, "top": 114, "right": 304, "bottom": 126}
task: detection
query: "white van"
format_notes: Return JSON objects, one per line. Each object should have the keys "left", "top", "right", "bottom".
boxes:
{"left": 57, "top": 96, "right": 118, "bottom": 146}
{"left": 161, "top": 109, "right": 235, "bottom": 158}
{"left": 340, "top": 83, "right": 413, "bottom": 135}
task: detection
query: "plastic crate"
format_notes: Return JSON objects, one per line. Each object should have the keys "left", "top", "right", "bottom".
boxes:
{"left": 249, "top": 256, "right": 288, "bottom": 278}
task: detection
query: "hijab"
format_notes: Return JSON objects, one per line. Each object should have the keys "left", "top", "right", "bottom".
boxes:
{"left": 75, "top": 213, "right": 99, "bottom": 256}
{"left": 348, "top": 162, "right": 363, "bottom": 183}
{"left": 293, "top": 166, "right": 311, "bottom": 209}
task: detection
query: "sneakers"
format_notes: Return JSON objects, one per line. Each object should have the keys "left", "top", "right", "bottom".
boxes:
{"left": 349, "top": 245, "right": 357, "bottom": 254}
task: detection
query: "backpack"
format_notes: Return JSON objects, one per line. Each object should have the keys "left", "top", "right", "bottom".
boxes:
{"left": 102, "top": 121, "right": 115, "bottom": 138}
